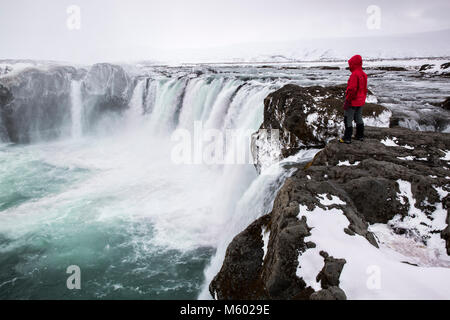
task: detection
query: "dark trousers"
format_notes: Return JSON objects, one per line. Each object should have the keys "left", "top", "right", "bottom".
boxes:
{"left": 343, "top": 106, "right": 364, "bottom": 141}
{"left": 344, "top": 106, "right": 364, "bottom": 127}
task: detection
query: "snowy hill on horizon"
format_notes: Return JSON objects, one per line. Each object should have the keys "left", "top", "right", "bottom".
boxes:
{"left": 0, "top": 29, "right": 449, "bottom": 66}
{"left": 149, "top": 29, "right": 450, "bottom": 64}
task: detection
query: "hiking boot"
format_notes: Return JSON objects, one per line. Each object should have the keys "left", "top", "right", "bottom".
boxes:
{"left": 355, "top": 124, "right": 364, "bottom": 141}
{"left": 341, "top": 126, "right": 353, "bottom": 144}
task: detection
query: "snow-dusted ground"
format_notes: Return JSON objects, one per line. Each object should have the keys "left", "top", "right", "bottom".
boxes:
{"left": 296, "top": 188, "right": 450, "bottom": 300}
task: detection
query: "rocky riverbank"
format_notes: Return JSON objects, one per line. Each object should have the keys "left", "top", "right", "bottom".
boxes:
{"left": 210, "top": 85, "right": 450, "bottom": 300}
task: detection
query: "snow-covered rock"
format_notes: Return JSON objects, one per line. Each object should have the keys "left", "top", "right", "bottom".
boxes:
{"left": 80, "top": 63, "right": 133, "bottom": 128}
{"left": 418, "top": 62, "right": 450, "bottom": 77}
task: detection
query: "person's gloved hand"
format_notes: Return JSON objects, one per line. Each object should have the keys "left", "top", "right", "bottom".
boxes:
{"left": 343, "top": 100, "right": 351, "bottom": 111}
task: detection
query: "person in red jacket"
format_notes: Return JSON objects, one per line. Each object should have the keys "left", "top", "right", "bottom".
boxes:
{"left": 340, "top": 54, "right": 368, "bottom": 144}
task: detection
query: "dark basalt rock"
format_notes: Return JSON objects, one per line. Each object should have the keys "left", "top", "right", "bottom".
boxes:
{"left": 368, "top": 66, "right": 408, "bottom": 72}
{"left": 251, "top": 84, "right": 390, "bottom": 173}
{"left": 316, "top": 252, "right": 346, "bottom": 289}
{"left": 389, "top": 115, "right": 402, "bottom": 128}
{"left": 419, "top": 64, "right": 434, "bottom": 72}
{"left": 209, "top": 215, "right": 271, "bottom": 300}
{"left": 211, "top": 126, "right": 450, "bottom": 300}
{"left": 313, "top": 127, "right": 449, "bottom": 225}
{"left": 441, "top": 62, "right": 450, "bottom": 70}
{"left": 434, "top": 97, "right": 450, "bottom": 111}
{"left": 443, "top": 211, "right": 450, "bottom": 256}
{"left": 210, "top": 180, "right": 316, "bottom": 300}
{"left": 310, "top": 286, "right": 347, "bottom": 300}
{"left": 317, "top": 66, "right": 340, "bottom": 70}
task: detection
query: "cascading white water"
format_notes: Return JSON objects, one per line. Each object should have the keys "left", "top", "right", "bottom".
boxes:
{"left": 198, "top": 163, "right": 298, "bottom": 299}
{"left": 148, "top": 78, "right": 188, "bottom": 134}
{"left": 178, "top": 78, "right": 217, "bottom": 130}
{"left": 223, "top": 83, "right": 274, "bottom": 131}
{"left": 127, "top": 79, "right": 146, "bottom": 125}
{"left": 122, "top": 74, "right": 299, "bottom": 299}
{"left": 200, "top": 78, "right": 225, "bottom": 123}
{"left": 1, "top": 70, "right": 290, "bottom": 299}
{"left": 70, "top": 80, "right": 84, "bottom": 139}
{"left": 144, "top": 79, "right": 158, "bottom": 114}
{"left": 204, "top": 79, "right": 242, "bottom": 130}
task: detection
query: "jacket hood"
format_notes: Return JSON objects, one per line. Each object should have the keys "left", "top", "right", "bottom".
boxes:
{"left": 348, "top": 55, "right": 363, "bottom": 72}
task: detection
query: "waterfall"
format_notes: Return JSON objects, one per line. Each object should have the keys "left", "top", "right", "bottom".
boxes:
{"left": 201, "top": 78, "right": 225, "bottom": 123}
{"left": 204, "top": 79, "right": 242, "bottom": 130}
{"left": 154, "top": 75, "right": 301, "bottom": 299}
{"left": 177, "top": 78, "right": 210, "bottom": 130}
{"left": 148, "top": 78, "right": 188, "bottom": 134}
{"left": 0, "top": 66, "right": 306, "bottom": 299}
{"left": 223, "top": 84, "right": 274, "bottom": 131}
{"left": 127, "top": 79, "right": 146, "bottom": 124}
{"left": 143, "top": 79, "right": 158, "bottom": 115}
{"left": 198, "top": 162, "right": 299, "bottom": 299}
{"left": 70, "top": 80, "right": 84, "bottom": 139}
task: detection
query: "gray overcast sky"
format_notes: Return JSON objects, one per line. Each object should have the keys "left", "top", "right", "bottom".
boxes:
{"left": 1, "top": 0, "right": 449, "bottom": 63}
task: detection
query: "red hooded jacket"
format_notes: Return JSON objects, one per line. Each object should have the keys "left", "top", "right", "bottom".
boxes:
{"left": 345, "top": 55, "right": 368, "bottom": 107}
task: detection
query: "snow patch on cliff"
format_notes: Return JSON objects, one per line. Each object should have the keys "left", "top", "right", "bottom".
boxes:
{"left": 261, "top": 226, "right": 270, "bottom": 263}
{"left": 389, "top": 180, "right": 449, "bottom": 256}
{"left": 363, "top": 110, "right": 392, "bottom": 128}
{"left": 337, "top": 160, "right": 360, "bottom": 167}
{"left": 317, "top": 194, "right": 346, "bottom": 206}
{"left": 441, "top": 150, "right": 450, "bottom": 161}
{"left": 397, "top": 156, "right": 414, "bottom": 161}
{"left": 381, "top": 137, "right": 400, "bottom": 147}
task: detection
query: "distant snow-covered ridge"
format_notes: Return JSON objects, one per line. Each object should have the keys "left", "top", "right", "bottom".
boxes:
{"left": 130, "top": 29, "right": 450, "bottom": 64}
{"left": 1, "top": 30, "right": 449, "bottom": 65}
